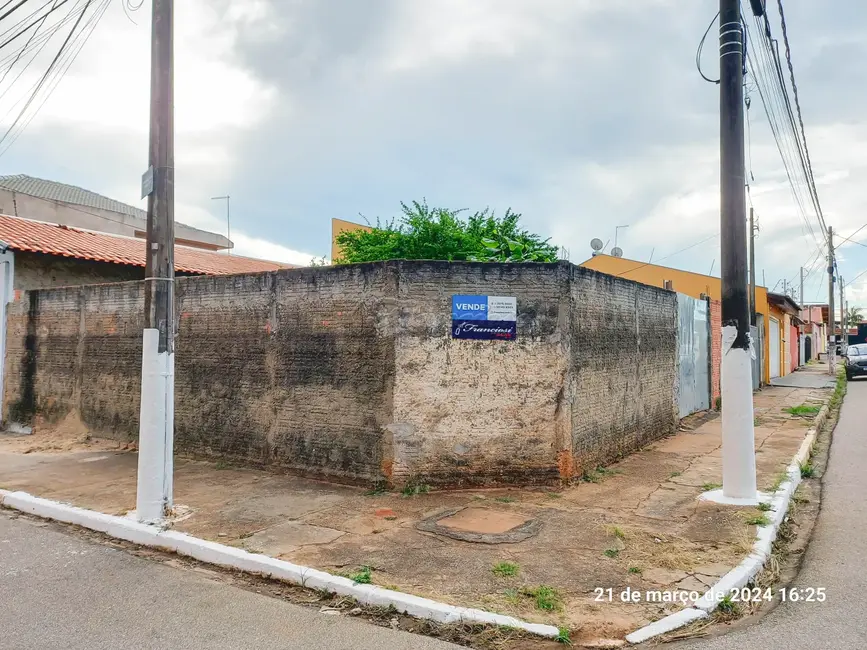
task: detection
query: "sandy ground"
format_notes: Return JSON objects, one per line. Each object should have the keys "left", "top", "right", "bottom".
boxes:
{"left": 0, "top": 369, "right": 831, "bottom": 646}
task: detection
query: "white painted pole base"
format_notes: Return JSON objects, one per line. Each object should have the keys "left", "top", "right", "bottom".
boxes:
{"left": 135, "top": 328, "right": 174, "bottom": 524}
{"left": 718, "top": 326, "right": 757, "bottom": 501}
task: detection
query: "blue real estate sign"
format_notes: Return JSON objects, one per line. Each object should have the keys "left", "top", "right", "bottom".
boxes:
{"left": 451, "top": 295, "right": 517, "bottom": 340}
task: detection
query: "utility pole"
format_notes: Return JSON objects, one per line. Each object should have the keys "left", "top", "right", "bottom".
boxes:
{"left": 749, "top": 207, "right": 756, "bottom": 326}
{"left": 800, "top": 267, "right": 804, "bottom": 310}
{"left": 840, "top": 276, "right": 845, "bottom": 351}
{"left": 714, "top": 0, "right": 757, "bottom": 503}
{"left": 783, "top": 279, "right": 787, "bottom": 296}
{"left": 828, "top": 226, "right": 835, "bottom": 375}
{"left": 211, "top": 195, "right": 231, "bottom": 255}
{"left": 136, "top": 0, "right": 175, "bottom": 524}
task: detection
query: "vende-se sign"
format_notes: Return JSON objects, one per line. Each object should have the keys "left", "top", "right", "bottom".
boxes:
{"left": 451, "top": 295, "right": 517, "bottom": 340}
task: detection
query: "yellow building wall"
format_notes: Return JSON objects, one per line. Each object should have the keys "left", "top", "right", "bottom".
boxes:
{"left": 767, "top": 303, "right": 787, "bottom": 379}
{"left": 331, "top": 218, "right": 372, "bottom": 262}
{"left": 580, "top": 254, "right": 771, "bottom": 383}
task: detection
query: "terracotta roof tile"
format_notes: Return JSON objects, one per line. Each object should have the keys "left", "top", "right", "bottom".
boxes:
{"left": 0, "top": 213, "right": 295, "bottom": 275}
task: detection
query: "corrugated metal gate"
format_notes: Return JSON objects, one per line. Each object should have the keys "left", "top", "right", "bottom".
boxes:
{"left": 676, "top": 294, "right": 710, "bottom": 417}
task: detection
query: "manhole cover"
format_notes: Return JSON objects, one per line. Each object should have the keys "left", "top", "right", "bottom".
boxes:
{"left": 437, "top": 507, "right": 530, "bottom": 535}
{"left": 417, "top": 507, "right": 542, "bottom": 544}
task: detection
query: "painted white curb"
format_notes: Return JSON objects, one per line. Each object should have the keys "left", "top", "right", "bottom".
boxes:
{"left": 0, "top": 490, "right": 559, "bottom": 639}
{"left": 626, "top": 409, "right": 826, "bottom": 644}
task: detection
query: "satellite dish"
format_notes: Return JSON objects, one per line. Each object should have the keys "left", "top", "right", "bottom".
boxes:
{"left": 612, "top": 247, "right": 624, "bottom": 258}
{"left": 590, "top": 238, "right": 604, "bottom": 251}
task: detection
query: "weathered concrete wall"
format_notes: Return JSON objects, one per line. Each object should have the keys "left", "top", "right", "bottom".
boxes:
{"left": 570, "top": 267, "right": 678, "bottom": 473}
{"left": 13, "top": 251, "right": 144, "bottom": 290}
{"left": 389, "top": 262, "right": 571, "bottom": 486}
{"left": 3, "top": 261, "right": 683, "bottom": 487}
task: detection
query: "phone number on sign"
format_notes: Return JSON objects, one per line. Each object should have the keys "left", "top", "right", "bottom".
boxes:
{"left": 594, "top": 587, "right": 827, "bottom": 605}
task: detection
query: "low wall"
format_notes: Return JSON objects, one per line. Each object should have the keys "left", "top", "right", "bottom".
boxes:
{"left": 3, "top": 261, "right": 680, "bottom": 487}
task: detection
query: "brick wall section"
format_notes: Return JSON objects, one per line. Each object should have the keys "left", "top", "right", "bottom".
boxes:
{"left": 4, "top": 261, "right": 684, "bottom": 487}
{"left": 710, "top": 299, "right": 721, "bottom": 407}
{"left": 570, "top": 267, "right": 678, "bottom": 474}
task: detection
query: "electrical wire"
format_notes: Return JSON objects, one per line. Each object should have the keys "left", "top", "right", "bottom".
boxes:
{"left": 0, "top": 0, "right": 56, "bottom": 90}
{"left": 614, "top": 234, "right": 720, "bottom": 278}
{"left": 696, "top": 11, "right": 720, "bottom": 84}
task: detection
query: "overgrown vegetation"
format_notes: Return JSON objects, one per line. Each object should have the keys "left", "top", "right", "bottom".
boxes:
{"left": 521, "top": 585, "right": 563, "bottom": 611}
{"left": 491, "top": 561, "right": 520, "bottom": 578}
{"left": 745, "top": 514, "right": 770, "bottom": 526}
{"left": 334, "top": 201, "right": 558, "bottom": 264}
{"left": 556, "top": 626, "right": 572, "bottom": 645}
{"left": 799, "top": 461, "right": 816, "bottom": 478}
{"left": 717, "top": 594, "right": 741, "bottom": 617}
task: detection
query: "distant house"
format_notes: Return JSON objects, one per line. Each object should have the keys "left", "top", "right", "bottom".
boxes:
{"left": 0, "top": 174, "right": 230, "bottom": 252}
{"left": 0, "top": 213, "right": 292, "bottom": 292}
{"left": 330, "top": 218, "right": 371, "bottom": 262}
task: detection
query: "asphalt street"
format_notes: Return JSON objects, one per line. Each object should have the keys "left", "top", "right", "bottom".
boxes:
{"left": 0, "top": 511, "right": 458, "bottom": 650}
{"left": 678, "top": 377, "right": 867, "bottom": 650}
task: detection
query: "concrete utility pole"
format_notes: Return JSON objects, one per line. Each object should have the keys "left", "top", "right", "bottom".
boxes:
{"left": 828, "top": 226, "right": 836, "bottom": 376}
{"left": 840, "top": 276, "right": 845, "bottom": 350}
{"left": 749, "top": 207, "right": 757, "bottom": 326}
{"left": 800, "top": 267, "right": 804, "bottom": 311}
{"left": 715, "top": 0, "right": 757, "bottom": 503}
{"left": 136, "top": 0, "right": 175, "bottom": 524}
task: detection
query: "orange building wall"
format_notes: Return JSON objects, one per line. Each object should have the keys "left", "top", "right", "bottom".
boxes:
{"left": 330, "top": 218, "right": 372, "bottom": 262}
{"left": 580, "top": 255, "right": 771, "bottom": 383}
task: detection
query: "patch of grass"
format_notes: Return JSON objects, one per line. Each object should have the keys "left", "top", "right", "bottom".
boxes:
{"left": 768, "top": 470, "right": 789, "bottom": 493}
{"left": 754, "top": 415, "right": 761, "bottom": 426}
{"left": 494, "top": 496, "right": 517, "bottom": 503}
{"left": 745, "top": 514, "right": 770, "bottom": 526}
{"left": 830, "top": 372, "right": 847, "bottom": 410}
{"left": 701, "top": 482, "right": 722, "bottom": 492}
{"left": 521, "top": 586, "right": 562, "bottom": 611}
{"left": 628, "top": 566, "right": 643, "bottom": 574}
{"left": 492, "top": 561, "right": 520, "bottom": 578}
{"left": 799, "top": 461, "right": 816, "bottom": 478}
{"left": 401, "top": 482, "right": 430, "bottom": 497}
{"left": 603, "top": 548, "right": 620, "bottom": 558}
{"left": 349, "top": 566, "right": 372, "bottom": 584}
{"left": 503, "top": 588, "right": 521, "bottom": 605}
{"left": 556, "top": 627, "right": 572, "bottom": 645}
{"left": 607, "top": 525, "right": 626, "bottom": 540}
{"left": 757, "top": 502, "right": 773, "bottom": 512}
{"left": 669, "top": 471, "right": 682, "bottom": 478}
{"left": 717, "top": 594, "right": 741, "bottom": 616}
{"left": 581, "top": 465, "right": 620, "bottom": 483}
{"left": 715, "top": 396, "right": 722, "bottom": 410}
{"left": 784, "top": 404, "right": 821, "bottom": 417}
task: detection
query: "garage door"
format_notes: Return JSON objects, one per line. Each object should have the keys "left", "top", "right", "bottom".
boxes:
{"left": 770, "top": 317, "right": 781, "bottom": 379}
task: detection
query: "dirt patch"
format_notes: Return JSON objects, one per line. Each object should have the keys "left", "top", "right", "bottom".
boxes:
{"left": 0, "top": 411, "right": 128, "bottom": 455}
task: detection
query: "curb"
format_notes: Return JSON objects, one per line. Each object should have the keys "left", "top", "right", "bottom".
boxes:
{"left": 0, "top": 489, "right": 559, "bottom": 639}
{"left": 626, "top": 400, "right": 829, "bottom": 644}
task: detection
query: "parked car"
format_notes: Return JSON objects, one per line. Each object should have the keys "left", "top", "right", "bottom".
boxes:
{"left": 845, "top": 343, "right": 867, "bottom": 380}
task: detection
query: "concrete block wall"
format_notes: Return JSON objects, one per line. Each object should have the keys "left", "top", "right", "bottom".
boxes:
{"left": 3, "top": 261, "right": 683, "bottom": 487}
{"left": 570, "top": 267, "right": 678, "bottom": 473}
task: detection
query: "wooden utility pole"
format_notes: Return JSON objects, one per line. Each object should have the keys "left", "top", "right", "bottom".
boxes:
{"left": 715, "top": 0, "right": 757, "bottom": 502}
{"left": 828, "top": 226, "right": 835, "bottom": 375}
{"left": 136, "top": 0, "right": 175, "bottom": 524}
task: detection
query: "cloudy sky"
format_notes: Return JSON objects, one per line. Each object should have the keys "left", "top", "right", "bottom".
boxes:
{"left": 1, "top": 0, "right": 865, "bottom": 306}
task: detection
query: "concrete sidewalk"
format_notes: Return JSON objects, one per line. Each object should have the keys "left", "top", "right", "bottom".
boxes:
{"left": 0, "top": 370, "right": 832, "bottom": 645}
{"left": 676, "top": 377, "right": 867, "bottom": 649}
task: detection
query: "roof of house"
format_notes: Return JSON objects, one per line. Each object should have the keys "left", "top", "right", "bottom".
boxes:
{"left": 0, "top": 174, "right": 146, "bottom": 219}
{"left": 767, "top": 292, "right": 802, "bottom": 315}
{"left": 0, "top": 213, "right": 294, "bottom": 275}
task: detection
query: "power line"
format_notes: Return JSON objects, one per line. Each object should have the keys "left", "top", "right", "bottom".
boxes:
{"left": 614, "top": 233, "right": 719, "bottom": 277}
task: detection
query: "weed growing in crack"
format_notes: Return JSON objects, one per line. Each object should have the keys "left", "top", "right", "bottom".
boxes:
{"left": 522, "top": 586, "right": 562, "bottom": 611}
{"left": 745, "top": 514, "right": 770, "bottom": 526}
{"left": 628, "top": 566, "right": 643, "bottom": 575}
{"left": 757, "top": 502, "right": 773, "bottom": 512}
{"left": 669, "top": 471, "right": 682, "bottom": 478}
{"left": 603, "top": 548, "right": 620, "bottom": 559}
{"left": 799, "top": 461, "right": 816, "bottom": 478}
{"left": 717, "top": 594, "right": 741, "bottom": 616}
{"left": 349, "top": 566, "right": 372, "bottom": 584}
{"left": 701, "top": 482, "right": 722, "bottom": 491}
{"left": 492, "top": 561, "right": 520, "bottom": 578}
{"left": 556, "top": 627, "right": 572, "bottom": 645}
{"left": 769, "top": 471, "right": 789, "bottom": 493}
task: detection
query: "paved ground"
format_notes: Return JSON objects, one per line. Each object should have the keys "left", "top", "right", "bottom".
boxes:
{"left": 0, "top": 510, "right": 458, "bottom": 650}
{"left": 677, "top": 377, "right": 867, "bottom": 650}
{"left": 0, "top": 372, "right": 832, "bottom": 641}
{"left": 769, "top": 367, "right": 836, "bottom": 389}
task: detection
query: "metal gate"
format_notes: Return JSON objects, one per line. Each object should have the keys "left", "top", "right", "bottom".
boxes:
{"left": 770, "top": 317, "right": 781, "bottom": 379}
{"left": 751, "top": 313, "right": 764, "bottom": 390}
{"left": 676, "top": 294, "right": 711, "bottom": 417}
